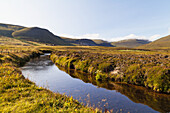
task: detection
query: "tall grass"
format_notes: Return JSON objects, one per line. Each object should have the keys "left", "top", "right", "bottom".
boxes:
{"left": 0, "top": 47, "right": 101, "bottom": 112}
{"left": 50, "top": 49, "right": 170, "bottom": 93}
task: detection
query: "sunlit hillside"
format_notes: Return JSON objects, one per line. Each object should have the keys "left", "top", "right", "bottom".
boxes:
{"left": 111, "top": 39, "right": 151, "bottom": 48}
{"left": 138, "top": 35, "right": 170, "bottom": 49}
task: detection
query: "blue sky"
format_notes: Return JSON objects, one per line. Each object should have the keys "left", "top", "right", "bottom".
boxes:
{"left": 0, "top": 0, "right": 170, "bottom": 41}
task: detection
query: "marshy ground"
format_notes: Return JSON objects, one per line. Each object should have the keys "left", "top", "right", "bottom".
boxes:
{"left": 0, "top": 45, "right": 169, "bottom": 112}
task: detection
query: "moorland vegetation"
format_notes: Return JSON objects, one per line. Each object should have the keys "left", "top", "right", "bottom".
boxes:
{"left": 0, "top": 45, "right": 100, "bottom": 112}
{"left": 0, "top": 22, "right": 170, "bottom": 112}
{"left": 50, "top": 47, "right": 170, "bottom": 93}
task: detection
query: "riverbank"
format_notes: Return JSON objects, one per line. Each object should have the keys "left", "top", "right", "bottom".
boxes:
{"left": 50, "top": 50, "right": 170, "bottom": 93}
{"left": 0, "top": 50, "right": 100, "bottom": 112}
{"left": 55, "top": 64, "right": 170, "bottom": 112}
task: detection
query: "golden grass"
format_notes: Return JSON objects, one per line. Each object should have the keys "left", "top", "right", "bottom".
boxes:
{"left": 0, "top": 46, "right": 101, "bottom": 113}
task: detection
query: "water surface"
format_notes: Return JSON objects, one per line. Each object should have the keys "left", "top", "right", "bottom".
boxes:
{"left": 21, "top": 54, "right": 170, "bottom": 113}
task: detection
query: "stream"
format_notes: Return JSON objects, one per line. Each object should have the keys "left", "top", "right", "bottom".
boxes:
{"left": 21, "top": 54, "right": 170, "bottom": 113}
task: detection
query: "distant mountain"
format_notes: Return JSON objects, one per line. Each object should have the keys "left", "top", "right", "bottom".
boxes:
{"left": 3, "top": 23, "right": 166, "bottom": 48}
{"left": 61, "top": 37, "right": 97, "bottom": 46}
{"left": 138, "top": 35, "right": 170, "bottom": 49}
{"left": 0, "top": 23, "right": 25, "bottom": 37}
{"left": 12, "top": 27, "right": 71, "bottom": 46}
{"left": 92, "top": 39, "right": 114, "bottom": 47}
{"left": 0, "top": 23, "right": 71, "bottom": 46}
{"left": 61, "top": 37, "right": 115, "bottom": 47}
{"left": 0, "top": 23, "right": 25, "bottom": 31}
{"left": 111, "top": 39, "right": 151, "bottom": 48}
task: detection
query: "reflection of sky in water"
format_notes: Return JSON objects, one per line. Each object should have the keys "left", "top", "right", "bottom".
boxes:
{"left": 21, "top": 55, "right": 159, "bottom": 113}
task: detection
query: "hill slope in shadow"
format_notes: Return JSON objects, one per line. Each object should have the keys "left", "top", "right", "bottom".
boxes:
{"left": 12, "top": 27, "right": 71, "bottom": 46}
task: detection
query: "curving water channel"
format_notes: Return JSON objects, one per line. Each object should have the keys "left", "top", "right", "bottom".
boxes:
{"left": 21, "top": 54, "right": 170, "bottom": 113}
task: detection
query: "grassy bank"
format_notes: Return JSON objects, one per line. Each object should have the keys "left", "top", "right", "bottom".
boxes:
{"left": 57, "top": 65, "right": 170, "bottom": 112}
{"left": 50, "top": 50, "right": 170, "bottom": 93}
{"left": 0, "top": 49, "right": 100, "bottom": 112}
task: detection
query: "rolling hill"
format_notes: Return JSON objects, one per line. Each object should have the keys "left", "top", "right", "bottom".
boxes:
{"left": 111, "top": 39, "right": 151, "bottom": 48}
{"left": 12, "top": 27, "right": 71, "bottom": 46}
{"left": 0, "top": 23, "right": 71, "bottom": 46}
{"left": 61, "top": 37, "right": 115, "bottom": 47}
{"left": 1, "top": 23, "right": 169, "bottom": 49}
{"left": 61, "top": 37, "right": 98, "bottom": 46}
{"left": 92, "top": 39, "right": 114, "bottom": 47}
{"left": 138, "top": 35, "right": 170, "bottom": 49}
{"left": 0, "top": 23, "right": 25, "bottom": 37}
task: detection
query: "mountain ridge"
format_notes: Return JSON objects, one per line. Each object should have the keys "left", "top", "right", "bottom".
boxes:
{"left": 92, "top": 39, "right": 114, "bottom": 47}
{"left": 111, "top": 39, "right": 151, "bottom": 48}
{"left": 138, "top": 35, "right": 170, "bottom": 49}
{"left": 1, "top": 23, "right": 169, "bottom": 49}
{"left": 12, "top": 27, "right": 71, "bottom": 46}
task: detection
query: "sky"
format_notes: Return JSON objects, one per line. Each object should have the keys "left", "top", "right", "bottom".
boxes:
{"left": 0, "top": 0, "right": 170, "bottom": 41}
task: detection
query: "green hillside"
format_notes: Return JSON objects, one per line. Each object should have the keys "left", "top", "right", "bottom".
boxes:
{"left": 0, "top": 23, "right": 25, "bottom": 37}
{"left": 92, "top": 39, "right": 114, "bottom": 47}
{"left": 92, "top": 39, "right": 106, "bottom": 44}
{"left": 0, "top": 23, "right": 25, "bottom": 31}
{"left": 61, "top": 37, "right": 97, "bottom": 46}
{"left": 61, "top": 37, "right": 114, "bottom": 47}
{"left": 138, "top": 35, "right": 170, "bottom": 49}
{"left": 111, "top": 39, "right": 151, "bottom": 48}
{"left": 0, "top": 23, "right": 71, "bottom": 46}
{"left": 12, "top": 27, "right": 71, "bottom": 46}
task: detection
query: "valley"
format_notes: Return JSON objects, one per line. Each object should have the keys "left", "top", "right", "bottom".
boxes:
{"left": 0, "top": 23, "right": 169, "bottom": 112}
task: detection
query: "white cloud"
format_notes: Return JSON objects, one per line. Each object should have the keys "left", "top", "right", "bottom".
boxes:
{"left": 109, "top": 34, "right": 145, "bottom": 42}
{"left": 80, "top": 34, "right": 100, "bottom": 39}
{"left": 149, "top": 34, "right": 161, "bottom": 41}
{"left": 59, "top": 33, "right": 161, "bottom": 42}
{"left": 109, "top": 34, "right": 161, "bottom": 42}
{"left": 58, "top": 33, "right": 105, "bottom": 40}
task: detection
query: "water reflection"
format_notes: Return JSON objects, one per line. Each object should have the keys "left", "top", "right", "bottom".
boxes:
{"left": 22, "top": 56, "right": 53, "bottom": 71}
{"left": 57, "top": 65, "right": 170, "bottom": 113}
